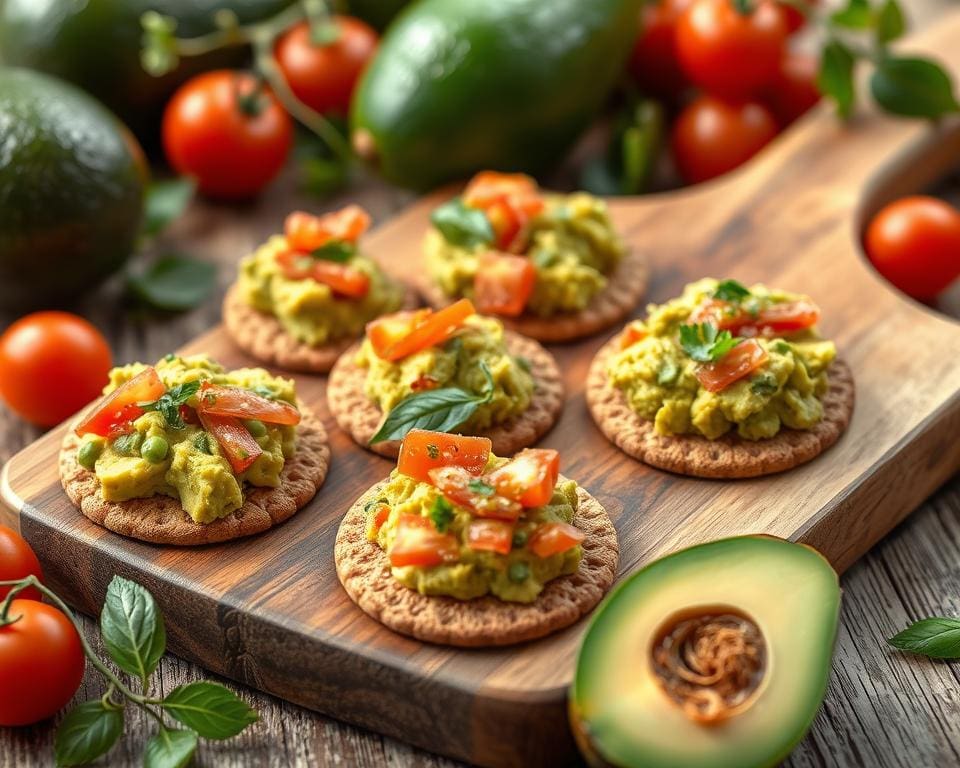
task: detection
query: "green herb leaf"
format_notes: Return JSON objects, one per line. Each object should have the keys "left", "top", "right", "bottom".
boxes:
{"left": 100, "top": 575, "right": 167, "bottom": 688}
{"left": 888, "top": 617, "right": 960, "bottom": 658}
{"left": 144, "top": 726, "right": 198, "bottom": 768}
{"left": 750, "top": 373, "right": 780, "bottom": 396}
{"left": 54, "top": 701, "right": 124, "bottom": 767}
{"left": 311, "top": 241, "right": 355, "bottom": 263}
{"left": 364, "top": 498, "right": 388, "bottom": 514}
{"left": 161, "top": 682, "right": 258, "bottom": 739}
{"left": 713, "top": 279, "right": 751, "bottom": 303}
{"left": 139, "top": 380, "right": 201, "bottom": 430}
{"left": 679, "top": 323, "right": 741, "bottom": 363}
{"left": 143, "top": 178, "right": 195, "bottom": 238}
{"left": 830, "top": 0, "right": 873, "bottom": 28}
{"left": 819, "top": 40, "right": 858, "bottom": 119}
{"left": 128, "top": 255, "right": 217, "bottom": 312}
{"left": 430, "top": 199, "right": 494, "bottom": 249}
{"left": 515, "top": 355, "right": 532, "bottom": 373}
{"left": 870, "top": 55, "right": 960, "bottom": 118}
{"left": 774, "top": 340, "right": 792, "bottom": 354}
{"left": 369, "top": 387, "right": 484, "bottom": 444}
{"left": 468, "top": 479, "right": 496, "bottom": 496}
{"left": 429, "top": 495, "right": 455, "bottom": 532}
{"left": 876, "top": 0, "right": 906, "bottom": 43}
{"left": 656, "top": 359, "right": 679, "bottom": 386}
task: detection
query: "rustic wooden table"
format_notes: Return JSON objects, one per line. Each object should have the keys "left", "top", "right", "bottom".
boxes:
{"left": 3, "top": 1, "right": 960, "bottom": 761}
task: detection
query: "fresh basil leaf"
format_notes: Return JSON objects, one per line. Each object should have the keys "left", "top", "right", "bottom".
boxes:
{"left": 429, "top": 495, "right": 455, "bottom": 532}
{"left": 144, "top": 726, "right": 198, "bottom": 768}
{"left": 430, "top": 199, "right": 494, "bottom": 248}
{"left": 143, "top": 178, "right": 195, "bottom": 238}
{"left": 888, "top": 617, "right": 960, "bottom": 659}
{"left": 139, "top": 380, "right": 201, "bottom": 430}
{"left": 161, "top": 682, "right": 258, "bottom": 739}
{"left": 870, "top": 55, "right": 960, "bottom": 118}
{"left": 831, "top": 0, "right": 873, "bottom": 28}
{"left": 468, "top": 479, "right": 496, "bottom": 496}
{"left": 656, "top": 359, "right": 679, "bottom": 386}
{"left": 100, "top": 575, "right": 166, "bottom": 687}
{"left": 312, "top": 241, "right": 355, "bottom": 263}
{"left": 750, "top": 373, "right": 780, "bottom": 396}
{"left": 679, "top": 323, "right": 741, "bottom": 363}
{"left": 876, "top": 0, "right": 906, "bottom": 43}
{"left": 128, "top": 255, "right": 217, "bottom": 312}
{"left": 369, "top": 387, "right": 484, "bottom": 444}
{"left": 819, "top": 40, "right": 858, "bottom": 118}
{"left": 478, "top": 361, "right": 495, "bottom": 399}
{"left": 55, "top": 701, "right": 124, "bottom": 767}
{"left": 713, "top": 279, "right": 751, "bottom": 303}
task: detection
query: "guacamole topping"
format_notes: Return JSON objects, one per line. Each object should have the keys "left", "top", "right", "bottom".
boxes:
{"left": 607, "top": 279, "right": 836, "bottom": 440}
{"left": 76, "top": 355, "right": 299, "bottom": 524}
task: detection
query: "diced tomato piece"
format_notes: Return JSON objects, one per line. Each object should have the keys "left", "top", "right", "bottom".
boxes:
{"left": 691, "top": 299, "right": 820, "bottom": 336}
{"left": 428, "top": 466, "right": 523, "bottom": 521}
{"left": 487, "top": 448, "right": 560, "bottom": 508}
{"left": 367, "top": 502, "right": 391, "bottom": 536}
{"left": 368, "top": 299, "right": 476, "bottom": 362}
{"left": 462, "top": 171, "right": 544, "bottom": 252}
{"left": 276, "top": 250, "right": 315, "bottom": 280}
{"left": 75, "top": 367, "right": 166, "bottom": 438}
{"left": 397, "top": 430, "right": 492, "bottom": 483}
{"left": 696, "top": 339, "right": 769, "bottom": 393}
{"left": 619, "top": 321, "right": 648, "bottom": 350}
{"left": 198, "top": 383, "right": 301, "bottom": 425}
{"left": 410, "top": 374, "right": 440, "bottom": 392}
{"left": 752, "top": 300, "right": 821, "bottom": 333}
{"left": 180, "top": 404, "right": 201, "bottom": 426}
{"left": 474, "top": 252, "right": 536, "bottom": 317}
{"left": 689, "top": 299, "right": 751, "bottom": 331}
{"left": 284, "top": 205, "right": 371, "bottom": 251}
{"left": 275, "top": 250, "right": 370, "bottom": 299}
{"left": 388, "top": 514, "right": 460, "bottom": 568}
{"left": 466, "top": 519, "right": 514, "bottom": 555}
{"left": 463, "top": 172, "right": 539, "bottom": 210}
{"left": 366, "top": 309, "right": 428, "bottom": 359}
{"left": 528, "top": 522, "right": 585, "bottom": 558}
{"left": 197, "top": 411, "right": 263, "bottom": 474}
{"left": 485, "top": 198, "right": 525, "bottom": 252}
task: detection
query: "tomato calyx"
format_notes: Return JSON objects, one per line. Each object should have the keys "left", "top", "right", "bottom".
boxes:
{"left": 366, "top": 299, "right": 475, "bottom": 362}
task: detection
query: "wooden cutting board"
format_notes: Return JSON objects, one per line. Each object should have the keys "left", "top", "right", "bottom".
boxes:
{"left": 4, "top": 14, "right": 960, "bottom": 767}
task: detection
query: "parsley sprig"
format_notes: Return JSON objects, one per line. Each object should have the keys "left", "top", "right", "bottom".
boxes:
{"left": 138, "top": 380, "right": 201, "bottom": 429}
{"left": 429, "top": 496, "right": 455, "bottom": 532}
{"left": 679, "top": 323, "right": 742, "bottom": 363}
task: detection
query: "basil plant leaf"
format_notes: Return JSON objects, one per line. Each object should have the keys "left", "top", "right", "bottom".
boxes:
{"left": 819, "top": 40, "right": 858, "bottom": 119}
{"left": 430, "top": 198, "right": 494, "bottom": 248}
{"left": 144, "top": 726, "right": 198, "bottom": 768}
{"left": 830, "top": 0, "right": 873, "bottom": 29}
{"left": 143, "top": 177, "right": 195, "bottom": 238}
{"left": 100, "top": 575, "right": 167, "bottom": 687}
{"left": 161, "top": 682, "right": 258, "bottom": 739}
{"left": 876, "top": 0, "right": 906, "bottom": 43}
{"left": 54, "top": 701, "right": 124, "bottom": 767}
{"left": 370, "top": 386, "right": 485, "bottom": 444}
{"left": 888, "top": 617, "right": 960, "bottom": 659}
{"left": 128, "top": 254, "right": 217, "bottom": 312}
{"left": 870, "top": 55, "right": 960, "bottom": 118}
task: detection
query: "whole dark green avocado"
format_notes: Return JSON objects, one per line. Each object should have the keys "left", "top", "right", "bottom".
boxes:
{"left": 351, "top": 0, "right": 643, "bottom": 190}
{"left": 0, "top": 0, "right": 293, "bottom": 139}
{"left": 0, "top": 69, "right": 146, "bottom": 312}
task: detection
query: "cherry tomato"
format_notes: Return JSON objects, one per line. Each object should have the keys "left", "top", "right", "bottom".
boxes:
{"left": 671, "top": 95, "right": 778, "bottom": 183}
{"left": 487, "top": 449, "right": 560, "bottom": 508}
{"left": 865, "top": 196, "right": 960, "bottom": 301}
{"left": 75, "top": 367, "right": 165, "bottom": 438}
{"left": 275, "top": 16, "right": 378, "bottom": 116}
{"left": 696, "top": 339, "right": 769, "bottom": 392}
{"left": 367, "top": 299, "right": 475, "bottom": 361}
{"left": 619, "top": 321, "right": 648, "bottom": 350}
{"left": 528, "top": 522, "right": 585, "bottom": 559}
{"left": 428, "top": 466, "right": 523, "bottom": 521}
{"left": 474, "top": 252, "right": 536, "bottom": 317}
{"left": 0, "top": 312, "right": 112, "bottom": 429}
{"left": 162, "top": 70, "right": 293, "bottom": 199}
{"left": 388, "top": 515, "right": 460, "bottom": 568}
{"left": 764, "top": 52, "right": 821, "bottom": 127}
{"left": 0, "top": 600, "right": 85, "bottom": 726}
{"left": 196, "top": 411, "right": 262, "bottom": 473}
{"left": 466, "top": 520, "right": 514, "bottom": 555}
{"left": 629, "top": 0, "right": 692, "bottom": 98}
{"left": 284, "top": 206, "right": 372, "bottom": 251}
{"left": 197, "top": 384, "right": 300, "bottom": 425}
{"left": 675, "top": 0, "right": 787, "bottom": 99}
{"left": 396, "top": 430, "right": 492, "bottom": 483}
{"left": 0, "top": 526, "right": 43, "bottom": 602}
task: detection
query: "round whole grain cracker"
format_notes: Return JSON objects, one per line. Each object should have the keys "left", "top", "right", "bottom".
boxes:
{"left": 335, "top": 478, "right": 619, "bottom": 646}
{"left": 327, "top": 331, "right": 564, "bottom": 458}
{"left": 222, "top": 284, "right": 419, "bottom": 374}
{"left": 414, "top": 246, "right": 648, "bottom": 343}
{"left": 586, "top": 336, "right": 855, "bottom": 479}
{"left": 60, "top": 405, "right": 330, "bottom": 546}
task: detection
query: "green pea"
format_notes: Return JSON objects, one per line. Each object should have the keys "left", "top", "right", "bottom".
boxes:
{"left": 193, "top": 432, "right": 212, "bottom": 454}
{"left": 77, "top": 440, "right": 102, "bottom": 471}
{"left": 244, "top": 419, "right": 267, "bottom": 438}
{"left": 140, "top": 436, "right": 169, "bottom": 463}
{"left": 511, "top": 530, "right": 528, "bottom": 549}
{"left": 112, "top": 432, "right": 143, "bottom": 456}
{"left": 508, "top": 562, "right": 530, "bottom": 583}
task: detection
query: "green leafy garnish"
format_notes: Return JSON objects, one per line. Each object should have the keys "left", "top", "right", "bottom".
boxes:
{"left": 656, "top": 359, "right": 679, "bottom": 386}
{"left": 774, "top": 341, "right": 792, "bottom": 355}
{"left": 128, "top": 254, "right": 216, "bottom": 312}
{"left": 139, "top": 380, "right": 201, "bottom": 430}
{"left": 430, "top": 199, "right": 494, "bottom": 249}
{"left": 750, "top": 374, "right": 779, "bottom": 396}
{"left": 311, "top": 240, "right": 355, "bottom": 263}
{"left": 193, "top": 432, "right": 211, "bottom": 454}
{"left": 679, "top": 323, "right": 741, "bottom": 363}
{"left": 429, "top": 496, "right": 455, "bottom": 533}
{"left": 364, "top": 498, "right": 388, "bottom": 514}
{"left": 468, "top": 479, "right": 496, "bottom": 497}
{"left": 515, "top": 355, "right": 532, "bottom": 373}
{"left": 713, "top": 279, "right": 751, "bottom": 303}
{"left": 888, "top": 617, "right": 960, "bottom": 659}
{"left": 142, "top": 178, "right": 195, "bottom": 238}
{"left": 870, "top": 55, "right": 960, "bottom": 118}
{"left": 250, "top": 385, "right": 276, "bottom": 400}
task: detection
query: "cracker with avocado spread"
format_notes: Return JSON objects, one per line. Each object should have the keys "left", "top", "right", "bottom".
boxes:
{"left": 327, "top": 331, "right": 564, "bottom": 458}
{"left": 586, "top": 336, "right": 855, "bottom": 478}
{"left": 334, "top": 479, "right": 618, "bottom": 647}
{"left": 59, "top": 405, "right": 330, "bottom": 546}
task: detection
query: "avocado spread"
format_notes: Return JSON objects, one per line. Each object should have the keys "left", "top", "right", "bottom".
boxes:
{"left": 77, "top": 355, "right": 298, "bottom": 524}
{"left": 370, "top": 458, "right": 582, "bottom": 602}
{"left": 607, "top": 279, "right": 836, "bottom": 440}
{"left": 356, "top": 315, "right": 535, "bottom": 431}
{"left": 238, "top": 234, "right": 405, "bottom": 346}
{"left": 426, "top": 193, "right": 625, "bottom": 317}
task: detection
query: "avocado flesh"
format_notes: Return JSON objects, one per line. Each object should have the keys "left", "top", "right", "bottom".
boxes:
{"left": 571, "top": 536, "right": 840, "bottom": 768}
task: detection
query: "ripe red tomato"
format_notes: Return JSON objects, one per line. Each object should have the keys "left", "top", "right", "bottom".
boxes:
{"left": 764, "top": 52, "right": 821, "bottom": 126}
{"left": 0, "top": 312, "right": 112, "bottom": 428}
{"left": 676, "top": 0, "right": 788, "bottom": 99}
{"left": 671, "top": 95, "right": 778, "bottom": 183}
{"left": 162, "top": 70, "right": 293, "bottom": 199}
{"left": 275, "top": 16, "right": 378, "bottom": 116}
{"left": 629, "top": 0, "right": 692, "bottom": 98}
{"left": 0, "top": 526, "right": 43, "bottom": 602}
{"left": 0, "top": 600, "right": 85, "bottom": 725}
{"left": 865, "top": 196, "right": 960, "bottom": 301}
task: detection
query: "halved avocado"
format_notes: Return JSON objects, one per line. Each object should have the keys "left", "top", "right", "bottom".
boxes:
{"left": 570, "top": 536, "right": 840, "bottom": 768}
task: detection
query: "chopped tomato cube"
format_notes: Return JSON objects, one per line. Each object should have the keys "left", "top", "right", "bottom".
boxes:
{"left": 619, "top": 321, "right": 648, "bottom": 350}
{"left": 275, "top": 250, "right": 314, "bottom": 280}
{"left": 428, "top": 466, "right": 523, "bottom": 521}
{"left": 474, "top": 252, "right": 536, "bottom": 317}
{"left": 691, "top": 299, "right": 820, "bottom": 336}
{"left": 463, "top": 172, "right": 539, "bottom": 210}
{"left": 487, "top": 448, "right": 560, "bottom": 508}
{"left": 466, "top": 519, "right": 514, "bottom": 555}
{"left": 284, "top": 205, "right": 371, "bottom": 251}
{"left": 367, "top": 502, "right": 391, "bottom": 536}
{"left": 397, "top": 430, "right": 491, "bottom": 483}
{"left": 462, "top": 171, "right": 544, "bottom": 252}
{"left": 388, "top": 514, "right": 460, "bottom": 568}
{"left": 368, "top": 299, "right": 475, "bottom": 362}
{"left": 752, "top": 300, "right": 821, "bottom": 334}
{"left": 276, "top": 251, "right": 370, "bottom": 299}
{"left": 695, "top": 339, "right": 769, "bottom": 393}
{"left": 197, "top": 383, "right": 300, "bottom": 425}
{"left": 528, "top": 522, "right": 584, "bottom": 558}
{"left": 75, "top": 367, "right": 166, "bottom": 438}
{"left": 366, "top": 309, "right": 429, "bottom": 359}
{"left": 197, "top": 410, "right": 263, "bottom": 474}
{"left": 485, "top": 198, "right": 526, "bottom": 252}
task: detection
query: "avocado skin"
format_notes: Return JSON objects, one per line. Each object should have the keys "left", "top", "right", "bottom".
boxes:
{"left": 351, "top": 0, "right": 643, "bottom": 190}
{"left": 347, "top": 0, "right": 410, "bottom": 30}
{"left": 0, "top": 0, "right": 293, "bottom": 138}
{"left": 0, "top": 69, "right": 145, "bottom": 312}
